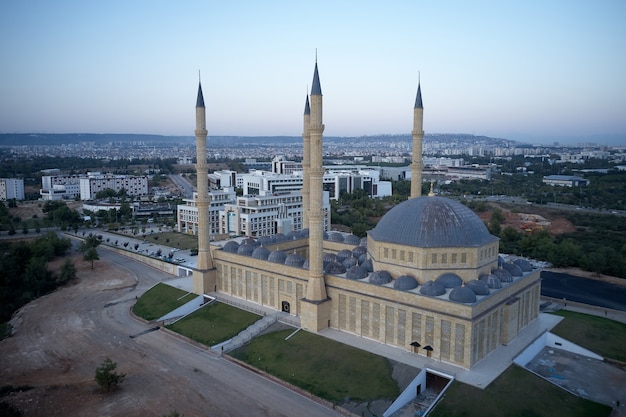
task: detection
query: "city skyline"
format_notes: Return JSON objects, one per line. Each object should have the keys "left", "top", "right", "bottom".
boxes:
{"left": 1, "top": 1, "right": 625, "bottom": 145}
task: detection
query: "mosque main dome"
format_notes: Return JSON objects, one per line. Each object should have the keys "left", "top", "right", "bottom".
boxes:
{"left": 368, "top": 196, "right": 498, "bottom": 248}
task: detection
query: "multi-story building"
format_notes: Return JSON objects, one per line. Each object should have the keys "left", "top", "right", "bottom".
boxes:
{"left": 79, "top": 173, "right": 148, "bottom": 200}
{"left": 177, "top": 188, "right": 237, "bottom": 235}
{"left": 220, "top": 190, "right": 330, "bottom": 237}
{"left": 0, "top": 178, "right": 25, "bottom": 201}
{"left": 40, "top": 174, "right": 82, "bottom": 200}
{"left": 542, "top": 175, "right": 589, "bottom": 187}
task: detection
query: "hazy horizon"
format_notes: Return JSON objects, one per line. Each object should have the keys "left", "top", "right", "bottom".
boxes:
{"left": 1, "top": 1, "right": 625, "bottom": 145}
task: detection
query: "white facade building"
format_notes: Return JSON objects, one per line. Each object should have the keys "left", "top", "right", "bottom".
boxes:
{"left": 220, "top": 190, "right": 331, "bottom": 237}
{"left": 79, "top": 173, "right": 148, "bottom": 200}
{"left": 0, "top": 178, "right": 25, "bottom": 201}
{"left": 177, "top": 188, "right": 237, "bottom": 236}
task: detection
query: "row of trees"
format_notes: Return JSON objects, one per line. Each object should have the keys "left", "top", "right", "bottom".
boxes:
{"left": 0, "top": 233, "right": 75, "bottom": 324}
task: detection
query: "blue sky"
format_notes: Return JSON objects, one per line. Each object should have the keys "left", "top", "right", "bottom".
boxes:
{"left": 1, "top": 1, "right": 625, "bottom": 144}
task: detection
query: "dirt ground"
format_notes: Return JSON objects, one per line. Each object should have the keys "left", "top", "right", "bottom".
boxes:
{"left": 477, "top": 203, "right": 577, "bottom": 236}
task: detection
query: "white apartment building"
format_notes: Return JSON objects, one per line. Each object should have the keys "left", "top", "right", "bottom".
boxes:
{"left": 40, "top": 174, "right": 83, "bottom": 200}
{"left": 177, "top": 188, "right": 237, "bottom": 236}
{"left": 0, "top": 178, "right": 25, "bottom": 201}
{"left": 79, "top": 173, "right": 148, "bottom": 200}
{"left": 220, "top": 190, "right": 331, "bottom": 237}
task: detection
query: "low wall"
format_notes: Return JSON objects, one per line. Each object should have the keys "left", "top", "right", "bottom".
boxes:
{"left": 514, "top": 331, "right": 603, "bottom": 367}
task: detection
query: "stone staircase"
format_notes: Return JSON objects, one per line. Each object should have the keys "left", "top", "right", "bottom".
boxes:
{"left": 214, "top": 314, "right": 279, "bottom": 352}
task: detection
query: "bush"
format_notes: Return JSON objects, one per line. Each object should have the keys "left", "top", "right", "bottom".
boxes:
{"left": 94, "top": 357, "right": 126, "bottom": 393}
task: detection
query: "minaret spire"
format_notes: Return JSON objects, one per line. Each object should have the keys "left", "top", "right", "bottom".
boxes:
{"left": 192, "top": 79, "right": 216, "bottom": 294}
{"left": 301, "top": 58, "right": 330, "bottom": 332}
{"left": 410, "top": 77, "right": 424, "bottom": 199}
{"left": 302, "top": 93, "right": 311, "bottom": 228}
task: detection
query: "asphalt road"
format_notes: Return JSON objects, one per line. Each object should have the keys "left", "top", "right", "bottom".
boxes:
{"left": 541, "top": 270, "right": 626, "bottom": 311}
{"left": 1, "top": 247, "right": 339, "bottom": 417}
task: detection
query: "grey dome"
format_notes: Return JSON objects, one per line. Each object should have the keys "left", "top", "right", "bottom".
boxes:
{"left": 369, "top": 270, "right": 392, "bottom": 286}
{"left": 323, "top": 253, "right": 337, "bottom": 268}
{"left": 325, "top": 261, "right": 346, "bottom": 275}
{"left": 251, "top": 246, "right": 270, "bottom": 260}
{"left": 502, "top": 262, "right": 523, "bottom": 277}
{"left": 346, "top": 265, "right": 368, "bottom": 280}
{"left": 299, "top": 228, "right": 310, "bottom": 238}
{"left": 466, "top": 279, "right": 490, "bottom": 295}
{"left": 328, "top": 232, "right": 344, "bottom": 242}
{"left": 336, "top": 249, "right": 353, "bottom": 263}
{"left": 480, "top": 273, "right": 502, "bottom": 289}
{"left": 302, "top": 259, "right": 309, "bottom": 270}
{"left": 394, "top": 275, "right": 418, "bottom": 290}
{"left": 369, "top": 196, "right": 498, "bottom": 248}
{"left": 513, "top": 258, "right": 533, "bottom": 272}
{"left": 344, "top": 234, "right": 360, "bottom": 245}
{"left": 352, "top": 245, "right": 367, "bottom": 258}
{"left": 285, "top": 252, "right": 305, "bottom": 268}
{"left": 420, "top": 280, "right": 446, "bottom": 296}
{"left": 286, "top": 230, "right": 300, "bottom": 240}
{"left": 498, "top": 255, "right": 506, "bottom": 266}
{"left": 358, "top": 253, "right": 368, "bottom": 265}
{"left": 268, "top": 250, "right": 287, "bottom": 264}
{"left": 449, "top": 286, "right": 477, "bottom": 303}
{"left": 242, "top": 237, "right": 258, "bottom": 247}
{"left": 237, "top": 243, "right": 255, "bottom": 256}
{"left": 361, "top": 259, "right": 374, "bottom": 272}
{"left": 436, "top": 273, "right": 463, "bottom": 288}
{"left": 274, "top": 233, "right": 288, "bottom": 243}
{"left": 342, "top": 257, "right": 358, "bottom": 268}
{"left": 257, "top": 235, "right": 275, "bottom": 246}
{"left": 492, "top": 267, "right": 513, "bottom": 283}
{"left": 360, "top": 237, "right": 368, "bottom": 247}
{"left": 222, "top": 241, "right": 240, "bottom": 253}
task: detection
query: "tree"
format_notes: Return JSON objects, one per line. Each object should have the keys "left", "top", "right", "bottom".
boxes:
{"left": 162, "top": 412, "right": 184, "bottom": 417}
{"left": 83, "top": 247, "right": 99, "bottom": 270}
{"left": 94, "top": 357, "right": 126, "bottom": 393}
{"left": 58, "top": 258, "right": 77, "bottom": 284}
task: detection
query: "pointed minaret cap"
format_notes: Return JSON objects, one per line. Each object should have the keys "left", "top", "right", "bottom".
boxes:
{"left": 304, "top": 94, "right": 310, "bottom": 115}
{"left": 196, "top": 82, "right": 205, "bottom": 108}
{"left": 414, "top": 82, "right": 423, "bottom": 109}
{"left": 311, "top": 62, "right": 322, "bottom": 96}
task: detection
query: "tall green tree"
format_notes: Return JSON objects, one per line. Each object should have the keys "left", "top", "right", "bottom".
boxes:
{"left": 94, "top": 357, "right": 126, "bottom": 393}
{"left": 83, "top": 247, "right": 99, "bottom": 270}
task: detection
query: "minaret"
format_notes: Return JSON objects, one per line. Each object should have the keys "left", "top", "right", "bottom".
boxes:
{"left": 410, "top": 80, "right": 424, "bottom": 198}
{"left": 192, "top": 80, "right": 216, "bottom": 294}
{"left": 302, "top": 95, "right": 311, "bottom": 229}
{"left": 301, "top": 60, "right": 330, "bottom": 332}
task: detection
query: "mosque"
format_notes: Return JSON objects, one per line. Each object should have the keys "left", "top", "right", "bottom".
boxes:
{"left": 191, "top": 62, "right": 541, "bottom": 370}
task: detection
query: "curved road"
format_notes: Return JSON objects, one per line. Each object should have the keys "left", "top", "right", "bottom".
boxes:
{"left": 1, "top": 247, "right": 339, "bottom": 417}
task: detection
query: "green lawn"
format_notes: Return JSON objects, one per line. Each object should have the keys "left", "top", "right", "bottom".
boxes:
{"left": 230, "top": 329, "right": 399, "bottom": 404}
{"left": 430, "top": 365, "right": 611, "bottom": 417}
{"left": 132, "top": 283, "right": 194, "bottom": 321}
{"left": 550, "top": 310, "right": 626, "bottom": 362}
{"left": 166, "top": 302, "right": 260, "bottom": 346}
{"left": 146, "top": 231, "right": 198, "bottom": 250}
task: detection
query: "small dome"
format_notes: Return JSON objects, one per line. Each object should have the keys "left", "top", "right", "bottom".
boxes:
{"left": 369, "top": 270, "right": 392, "bottom": 286}
{"left": 323, "top": 253, "right": 337, "bottom": 268}
{"left": 346, "top": 265, "right": 368, "bottom": 280}
{"left": 344, "top": 234, "right": 360, "bottom": 245}
{"left": 328, "top": 232, "right": 345, "bottom": 242}
{"left": 336, "top": 249, "right": 353, "bottom": 263}
{"left": 480, "top": 273, "right": 502, "bottom": 289}
{"left": 285, "top": 252, "right": 305, "bottom": 268}
{"left": 358, "top": 253, "right": 368, "bottom": 265}
{"left": 256, "top": 235, "right": 275, "bottom": 246}
{"left": 286, "top": 230, "right": 300, "bottom": 240}
{"left": 222, "top": 241, "right": 240, "bottom": 253}
{"left": 361, "top": 259, "right": 374, "bottom": 272}
{"left": 492, "top": 267, "right": 513, "bottom": 283}
{"left": 360, "top": 237, "right": 368, "bottom": 247}
{"left": 420, "top": 280, "right": 446, "bottom": 296}
{"left": 498, "top": 255, "right": 506, "bottom": 266}
{"left": 302, "top": 259, "right": 309, "bottom": 270}
{"left": 342, "top": 257, "right": 358, "bottom": 269}
{"left": 325, "top": 261, "right": 346, "bottom": 275}
{"left": 502, "top": 262, "right": 523, "bottom": 277}
{"left": 251, "top": 246, "right": 270, "bottom": 260}
{"left": 449, "top": 286, "right": 477, "bottom": 303}
{"left": 299, "top": 228, "right": 310, "bottom": 238}
{"left": 323, "top": 232, "right": 329, "bottom": 240}
{"left": 268, "top": 250, "right": 287, "bottom": 264}
{"left": 394, "top": 275, "right": 418, "bottom": 291}
{"left": 436, "top": 273, "right": 463, "bottom": 288}
{"left": 466, "top": 279, "right": 490, "bottom": 295}
{"left": 352, "top": 246, "right": 367, "bottom": 258}
{"left": 274, "top": 233, "right": 289, "bottom": 243}
{"left": 237, "top": 243, "right": 255, "bottom": 256}
{"left": 242, "top": 237, "right": 258, "bottom": 247}
{"left": 513, "top": 258, "right": 533, "bottom": 272}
